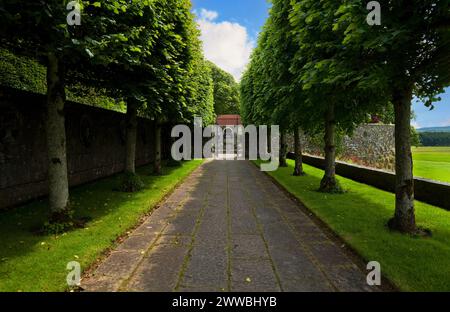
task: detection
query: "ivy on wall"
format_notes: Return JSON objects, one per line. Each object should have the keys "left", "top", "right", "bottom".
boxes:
{"left": 0, "top": 49, "right": 126, "bottom": 113}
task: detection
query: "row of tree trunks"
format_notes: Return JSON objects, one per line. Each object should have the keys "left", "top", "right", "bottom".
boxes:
{"left": 319, "top": 103, "right": 339, "bottom": 193}
{"left": 43, "top": 54, "right": 163, "bottom": 221}
{"left": 46, "top": 52, "right": 70, "bottom": 221}
{"left": 125, "top": 107, "right": 163, "bottom": 177}
{"left": 150, "top": 106, "right": 417, "bottom": 235}
{"left": 125, "top": 99, "right": 138, "bottom": 175}
{"left": 293, "top": 127, "right": 305, "bottom": 176}
{"left": 288, "top": 91, "right": 417, "bottom": 233}
{"left": 279, "top": 131, "right": 288, "bottom": 167}
{"left": 390, "top": 85, "right": 417, "bottom": 233}
{"left": 314, "top": 90, "right": 417, "bottom": 233}
{"left": 269, "top": 127, "right": 304, "bottom": 175}
{"left": 153, "top": 123, "right": 162, "bottom": 175}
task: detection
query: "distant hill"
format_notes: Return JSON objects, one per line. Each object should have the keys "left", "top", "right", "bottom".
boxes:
{"left": 417, "top": 126, "right": 450, "bottom": 133}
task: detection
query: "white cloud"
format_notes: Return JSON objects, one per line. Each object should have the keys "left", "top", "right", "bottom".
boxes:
{"left": 199, "top": 8, "right": 218, "bottom": 21}
{"left": 196, "top": 9, "right": 254, "bottom": 81}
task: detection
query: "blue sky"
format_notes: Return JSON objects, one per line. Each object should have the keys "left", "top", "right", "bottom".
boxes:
{"left": 192, "top": 0, "right": 449, "bottom": 128}
{"left": 413, "top": 91, "right": 450, "bottom": 129}
{"left": 192, "top": 0, "right": 270, "bottom": 39}
{"left": 191, "top": 0, "right": 270, "bottom": 81}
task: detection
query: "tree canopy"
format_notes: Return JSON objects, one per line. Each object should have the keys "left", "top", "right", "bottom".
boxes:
{"left": 207, "top": 61, "right": 240, "bottom": 116}
{"left": 241, "top": 0, "right": 449, "bottom": 233}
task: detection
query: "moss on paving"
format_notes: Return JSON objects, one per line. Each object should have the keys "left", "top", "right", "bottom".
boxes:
{"left": 255, "top": 159, "right": 450, "bottom": 292}
{"left": 0, "top": 160, "right": 203, "bottom": 292}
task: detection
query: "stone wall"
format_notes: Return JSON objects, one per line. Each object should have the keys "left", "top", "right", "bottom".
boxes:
{"left": 287, "top": 153, "right": 450, "bottom": 211}
{"left": 0, "top": 87, "right": 162, "bottom": 209}
{"left": 287, "top": 124, "right": 395, "bottom": 170}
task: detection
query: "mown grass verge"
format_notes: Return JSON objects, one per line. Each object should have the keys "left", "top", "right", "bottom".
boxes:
{"left": 254, "top": 159, "right": 450, "bottom": 291}
{"left": 0, "top": 160, "right": 203, "bottom": 292}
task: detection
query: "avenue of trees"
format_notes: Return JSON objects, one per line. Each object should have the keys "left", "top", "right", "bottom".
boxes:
{"left": 0, "top": 0, "right": 223, "bottom": 227}
{"left": 241, "top": 0, "right": 449, "bottom": 234}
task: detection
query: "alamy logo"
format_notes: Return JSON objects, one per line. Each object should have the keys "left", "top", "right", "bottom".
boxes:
{"left": 67, "top": 1, "right": 81, "bottom": 26}
{"left": 367, "top": 261, "right": 381, "bottom": 286}
{"left": 367, "top": 1, "right": 381, "bottom": 26}
{"left": 171, "top": 117, "right": 281, "bottom": 172}
{"left": 66, "top": 261, "right": 81, "bottom": 286}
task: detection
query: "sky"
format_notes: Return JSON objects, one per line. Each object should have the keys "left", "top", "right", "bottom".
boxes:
{"left": 191, "top": 0, "right": 450, "bottom": 129}
{"left": 191, "top": 0, "right": 270, "bottom": 81}
{"left": 412, "top": 92, "right": 450, "bottom": 129}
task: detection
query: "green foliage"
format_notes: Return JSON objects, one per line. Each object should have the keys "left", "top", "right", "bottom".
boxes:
{"left": 288, "top": 0, "right": 389, "bottom": 133}
{"left": 335, "top": 0, "right": 450, "bottom": 108}
{"left": 42, "top": 220, "right": 74, "bottom": 235}
{"left": 240, "top": 26, "right": 277, "bottom": 127}
{"left": 86, "top": 0, "right": 195, "bottom": 117}
{"left": 42, "top": 207, "right": 79, "bottom": 235}
{"left": 374, "top": 103, "right": 395, "bottom": 124}
{"left": 0, "top": 49, "right": 46, "bottom": 94}
{"left": 0, "top": 49, "right": 127, "bottom": 112}
{"left": 243, "top": 0, "right": 449, "bottom": 132}
{"left": 0, "top": 0, "right": 134, "bottom": 79}
{"left": 411, "top": 127, "right": 421, "bottom": 147}
{"left": 183, "top": 57, "right": 216, "bottom": 126}
{"left": 118, "top": 172, "right": 145, "bottom": 193}
{"left": 419, "top": 132, "right": 450, "bottom": 147}
{"left": 174, "top": 6, "right": 216, "bottom": 126}
{"left": 241, "top": 0, "right": 388, "bottom": 133}
{"left": 207, "top": 61, "right": 240, "bottom": 115}
{"left": 0, "top": 0, "right": 215, "bottom": 125}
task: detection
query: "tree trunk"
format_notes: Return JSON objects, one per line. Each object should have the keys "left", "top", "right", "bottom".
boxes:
{"left": 46, "top": 52, "right": 70, "bottom": 221}
{"left": 153, "top": 122, "right": 162, "bottom": 175}
{"left": 293, "top": 127, "right": 305, "bottom": 176}
{"left": 125, "top": 99, "right": 137, "bottom": 174}
{"left": 319, "top": 103, "right": 340, "bottom": 192}
{"left": 389, "top": 85, "right": 417, "bottom": 233}
{"left": 279, "top": 130, "right": 288, "bottom": 167}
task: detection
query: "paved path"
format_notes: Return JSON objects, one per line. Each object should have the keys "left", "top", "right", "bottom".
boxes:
{"left": 83, "top": 160, "right": 374, "bottom": 292}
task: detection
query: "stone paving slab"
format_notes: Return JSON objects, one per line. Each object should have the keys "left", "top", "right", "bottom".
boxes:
{"left": 231, "top": 259, "right": 281, "bottom": 292}
{"left": 82, "top": 160, "right": 379, "bottom": 292}
{"left": 182, "top": 244, "right": 228, "bottom": 289}
{"left": 127, "top": 244, "right": 189, "bottom": 292}
{"left": 231, "top": 234, "right": 268, "bottom": 260}
{"left": 83, "top": 250, "right": 143, "bottom": 292}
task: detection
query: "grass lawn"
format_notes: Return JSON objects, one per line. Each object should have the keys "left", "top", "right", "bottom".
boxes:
{"left": 413, "top": 146, "right": 450, "bottom": 183}
{"left": 255, "top": 159, "right": 450, "bottom": 291}
{"left": 0, "top": 160, "right": 202, "bottom": 292}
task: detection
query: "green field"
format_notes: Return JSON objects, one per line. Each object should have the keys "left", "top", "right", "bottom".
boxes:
{"left": 0, "top": 161, "right": 203, "bottom": 292}
{"left": 255, "top": 159, "right": 450, "bottom": 291}
{"left": 413, "top": 147, "right": 450, "bottom": 183}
